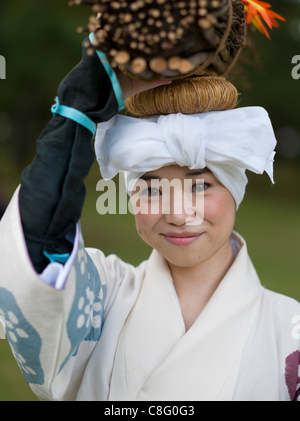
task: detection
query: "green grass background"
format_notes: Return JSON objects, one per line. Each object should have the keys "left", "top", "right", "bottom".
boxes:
{"left": 0, "top": 0, "right": 299, "bottom": 403}
{"left": 0, "top": 160, "right": 299, "bottom": 401}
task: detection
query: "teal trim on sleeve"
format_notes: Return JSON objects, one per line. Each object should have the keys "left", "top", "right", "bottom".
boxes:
{"left": 89, "top": 33, "right": 125, "bottom": 112}
{"left": 51, "top": 97, "right": 97, "bottom": 136}
{"left": 43, "top": 251, "right": 70, "bottom": 264}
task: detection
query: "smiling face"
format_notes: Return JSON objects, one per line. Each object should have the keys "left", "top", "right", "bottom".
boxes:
{"left": 132, "top": 165, "right": 236, "bottom": 269}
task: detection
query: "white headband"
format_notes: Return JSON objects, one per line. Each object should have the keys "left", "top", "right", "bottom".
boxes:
{"left": 95, "top": 107, "right": 277, "bottom": 210}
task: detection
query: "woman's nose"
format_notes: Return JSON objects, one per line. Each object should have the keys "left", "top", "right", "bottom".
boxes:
{"left": 163, "top": 189, "right": 195, "bottom": 226}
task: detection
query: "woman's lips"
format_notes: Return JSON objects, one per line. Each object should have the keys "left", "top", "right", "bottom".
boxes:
{"left": 163, "top": 233, "right": 202, "bottom": 246}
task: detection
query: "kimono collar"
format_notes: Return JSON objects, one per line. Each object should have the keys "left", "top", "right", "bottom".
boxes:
{"left": 108, "top": 231, "right": 263, "bottom": 401}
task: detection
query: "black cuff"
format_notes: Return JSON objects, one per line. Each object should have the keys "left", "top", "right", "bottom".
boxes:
{"left": 19, "top": 38, "right": 120, "bottom": 273}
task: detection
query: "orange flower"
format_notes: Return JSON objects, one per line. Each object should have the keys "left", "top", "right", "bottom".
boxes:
{"left": 242, "top": 0, "right": 286, "bottom": 40}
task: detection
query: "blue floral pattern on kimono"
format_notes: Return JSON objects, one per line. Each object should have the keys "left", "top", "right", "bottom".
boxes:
{"left": 0, "top": 288, "right": 44, "bottom": 385}
{"left": 59, "top": 232, "right": 106, "bottom": 372}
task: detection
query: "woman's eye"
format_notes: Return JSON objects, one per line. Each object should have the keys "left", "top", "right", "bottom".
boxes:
{"left": 139, "top": 186, "right": 161, "bottom": 197}
{"left": 192, "top": 183, "right": 209, "bottom": 192}
{"left": 147, "top": 187, "right": 160, "bottom": 197}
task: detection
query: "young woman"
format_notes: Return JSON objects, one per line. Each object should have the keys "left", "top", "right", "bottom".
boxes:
{"left": 0, "top": 37, "right": 299, "bottom": 401}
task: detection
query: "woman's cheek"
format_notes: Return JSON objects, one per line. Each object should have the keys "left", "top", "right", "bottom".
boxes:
{"left": 204, "top": 189, "right": 235, "bottom": 224}
{"left": 135, "top": 212, "right": 155, "bottom": 234}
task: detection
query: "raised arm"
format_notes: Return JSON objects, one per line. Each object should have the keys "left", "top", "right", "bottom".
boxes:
{"left": 19, "top": 39, "right": 119, "bottom": 273}
{"left": 19, "top": 37, "right": 170, "bottom": 274}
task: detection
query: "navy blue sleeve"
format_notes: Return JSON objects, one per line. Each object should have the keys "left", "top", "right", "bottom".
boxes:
{"left": 19, "top": 38, "right": 120, "bottom": 273}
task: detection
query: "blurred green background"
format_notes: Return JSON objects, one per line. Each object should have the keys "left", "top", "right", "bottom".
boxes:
{"left": 0, "top": 0, "right": 299, "bottom": 401}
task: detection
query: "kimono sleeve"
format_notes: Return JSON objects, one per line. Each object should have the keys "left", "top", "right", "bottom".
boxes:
{"left": 0, "top": 187, "right": 120, "bottom": 401}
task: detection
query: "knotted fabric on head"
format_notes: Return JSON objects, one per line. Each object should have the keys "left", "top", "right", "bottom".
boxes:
{"left": 95, "top": 107, "right": 277, "bottom": 210}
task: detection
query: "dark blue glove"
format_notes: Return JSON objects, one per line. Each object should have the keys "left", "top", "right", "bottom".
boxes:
{"left": 19, "top": 38, "right": 120, "bottom": 273}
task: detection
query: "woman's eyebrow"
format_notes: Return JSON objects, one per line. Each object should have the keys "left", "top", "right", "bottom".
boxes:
{"left": 185, "top": 169, "right": 211, "bottom": 177}
{"left": 140, "top": 175, "right": 161, "bottom": 181}
{"left": 140, "top": 169, "right": 211, "bottom": 181}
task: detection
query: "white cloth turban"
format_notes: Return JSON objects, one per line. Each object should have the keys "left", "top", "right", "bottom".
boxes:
{"left": 95, "top": 107, "right": 277, "bottom": 210}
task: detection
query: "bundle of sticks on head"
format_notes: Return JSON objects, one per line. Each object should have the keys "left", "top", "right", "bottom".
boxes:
{"left": 70, "top": 0, "right": 246, "bottom": 79}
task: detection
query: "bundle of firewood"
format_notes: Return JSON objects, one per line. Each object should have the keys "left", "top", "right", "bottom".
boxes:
{"left": 70, "top": 0, "right": 246, "bottom": 79}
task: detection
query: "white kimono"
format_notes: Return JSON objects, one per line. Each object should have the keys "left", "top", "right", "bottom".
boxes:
{"left": 0, "top": 187, "right": 300, "bottom": 401}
